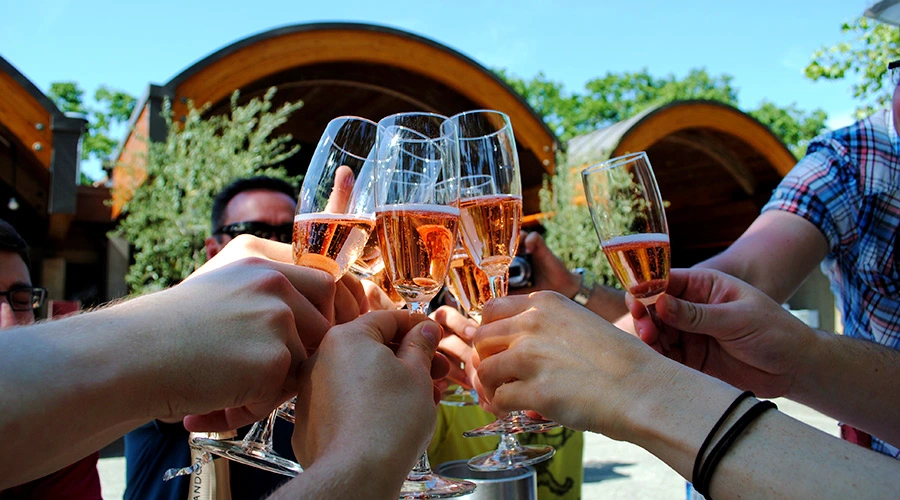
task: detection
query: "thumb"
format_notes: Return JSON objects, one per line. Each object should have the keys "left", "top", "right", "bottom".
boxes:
{"left": 396, "top": 320, "right": 442, "bottom": 372}
{"left": 324, "top": 165, "right": 355, "bottom": 213}
{"left": 657, "top": 294, "right": 728, "bottom": 337}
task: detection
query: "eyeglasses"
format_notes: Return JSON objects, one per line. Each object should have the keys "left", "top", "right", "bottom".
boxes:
{"left": 889, "top": 60, "right": 900, "bottom": 85}
{"left": 214, "top": 221, "right": 293, "bottom": 244}
{"left": 0, "top": 286, "right": 47, "bottom": 312}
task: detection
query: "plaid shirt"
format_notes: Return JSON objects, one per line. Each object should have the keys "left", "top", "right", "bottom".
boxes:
{"left": 763, "top": 110, "right": 900, "bottom": 458}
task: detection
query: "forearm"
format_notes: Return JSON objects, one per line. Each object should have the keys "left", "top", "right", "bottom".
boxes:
{"left": 0, "top": 296, "right": 175, "bottom": 486}
{"left": 625, "top": 362, "right": 900, "bottom": 499}
{"left": 789, "top": 330, "right": 900, "bottom": 447}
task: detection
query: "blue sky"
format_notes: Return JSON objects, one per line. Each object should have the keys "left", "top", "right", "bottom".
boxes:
{"left": 0, "top": 0, "right": 880, "bottom": 179}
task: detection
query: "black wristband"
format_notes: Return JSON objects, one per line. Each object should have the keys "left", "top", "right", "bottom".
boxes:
{"left": 694, "top": 399, "right": 777, "bottom": 499}
{"left": 692, "top": 390, "right": 753, "bottom": 484}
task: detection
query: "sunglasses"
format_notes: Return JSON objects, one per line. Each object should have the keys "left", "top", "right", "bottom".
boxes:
{"left": 0, "top": 286, "right": 48, "bottom": 312}
{"left": 890, "top": 60, "right": 900, "bottom": 85}
{"left": 214, "top": 221, "right": 293, "bottom": 244}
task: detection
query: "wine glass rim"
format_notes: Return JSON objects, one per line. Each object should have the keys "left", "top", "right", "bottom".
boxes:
{"left": 378, "top": 111, "right": 455, "bottom": 137}
{"left": 323, "top": 116, "right": 380, "bottom": 161}
{"left": 582, "top": 151, "right": 649, "bottom": 176}
{"left": 452, "top": 109, "right": 513, "bottom": 140}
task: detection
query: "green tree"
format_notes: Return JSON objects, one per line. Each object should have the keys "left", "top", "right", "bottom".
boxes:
{"left": 805, "top": 16, "right": 900, "bottom": 118}
{"left": 748, "top": 100, "right": 829, "bottom": 159}
{"left": 497, "top": 67, "right": 825, "bottom": 154}
{"left": 112, "top": 88, "right": 302, "bottom": 294}
{"left": 47, "top": 82, "right": 137, "bottom": 170}
{"left": 538, "top": 154, "right": 618, "bottom": 287}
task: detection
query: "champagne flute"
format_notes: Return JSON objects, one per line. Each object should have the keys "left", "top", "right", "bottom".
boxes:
{"left": 375, "top": 112, "right": 475, "bottom": 499}
{"left": 582, "top": 151, "right": 671, "bottom": 342}
{"left": 452, "top": 110, "right": 557, "bottom": 472}
{"left": 292, "top": 116, "right": 379, "bottom": 279}
{"left": 278, "top": 116, "right": 380, "bottom": 423}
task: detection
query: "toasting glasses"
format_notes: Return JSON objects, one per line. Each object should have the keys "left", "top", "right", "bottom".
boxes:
{"left": 374, "top": 112, "right": 476, "bottom": 499}
{"left": 582, "top": 152, "right": 671, "bottom": 336}
{"left": 451, "top": 110, "right": 558, "bottom": 471}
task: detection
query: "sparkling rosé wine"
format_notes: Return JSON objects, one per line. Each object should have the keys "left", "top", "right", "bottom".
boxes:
{"left": 376, "top": 204, "right": 459, "bottom": 303}
{"left": 601, "top": 233, "right": 670, "bottom": 303}
{"left": 458, "top": 194, "right": 522, "bottom": 276}
{"left": 292, "top": 213, "right": 375, "bottom": 280}
{"left": 445, "top": 249, "right": 493, "bottom": 320}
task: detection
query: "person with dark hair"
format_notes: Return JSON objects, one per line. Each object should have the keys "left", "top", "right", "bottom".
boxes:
{"left": 125, "top": 176, "right": 301, "bottom": 500}
{"left": 0, "top": 219, "right": 102, "bottom": 499}
{"left": 206, "top": 176, "right": 297, "bottom": 257}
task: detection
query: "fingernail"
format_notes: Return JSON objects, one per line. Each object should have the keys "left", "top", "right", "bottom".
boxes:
{"left": 421, "top": 322, "right": 442, "bottom": 345}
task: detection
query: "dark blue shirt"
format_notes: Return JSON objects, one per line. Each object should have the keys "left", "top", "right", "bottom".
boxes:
{"left": 124, "top": 418, "right": 295, "bottom": 499}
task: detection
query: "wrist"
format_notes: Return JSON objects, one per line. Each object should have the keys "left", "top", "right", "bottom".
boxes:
{"left": 568, "top": 268, "right": 593, "bottom": 306}
{"left": 625, "top": 360, "right": 744, "bottom": 478}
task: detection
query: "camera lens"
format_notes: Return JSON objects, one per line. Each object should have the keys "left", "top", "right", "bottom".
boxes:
{"left": 508, "top": 255, "right": 532, "bottom": 288}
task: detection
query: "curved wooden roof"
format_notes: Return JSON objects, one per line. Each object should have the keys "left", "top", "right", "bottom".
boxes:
{"left": 546, "top": 100, "right": 797, "bottom": 266}
{"left": 113, "top": 23, "right": 558, "bottom": 216}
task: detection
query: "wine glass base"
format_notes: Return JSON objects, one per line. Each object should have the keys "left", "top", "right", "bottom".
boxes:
{"left": 190, "top": 437, "right": 302, "bottom": 477}
{"left": 467, "top": 442, "right": 555, "bottom": 471}
{"left": 400, "top": 473, "right": 476, "bottom": 499}
{"left": 462, "top": 414, "right": 560, "bottom": 437}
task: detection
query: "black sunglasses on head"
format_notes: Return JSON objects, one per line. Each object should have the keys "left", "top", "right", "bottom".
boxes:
{"left": 214, "top": 221, "right": 293, "bottom": 243}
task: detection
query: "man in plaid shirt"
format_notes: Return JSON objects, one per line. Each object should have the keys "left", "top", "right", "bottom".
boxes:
{"left": 694, "top": 59, "right": 900, "bottom": 459}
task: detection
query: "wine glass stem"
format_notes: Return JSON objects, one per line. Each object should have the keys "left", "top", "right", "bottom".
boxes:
{"left": 644, "top": 301, "right": 665, "bottom": 332}
{"left": 409, "top": 451, "right": 435, "bottom": 478}
{"left": 241, "top": 409, "right": 277, "bottom": 452}
{"left": 407, "top": 301, "right": 430, "bottom": 322}
{"left": 488, "top": 274, "right": 507, "bottom": 299}
{"left": 407, "top": 301, "right": 435, "bottom": 479}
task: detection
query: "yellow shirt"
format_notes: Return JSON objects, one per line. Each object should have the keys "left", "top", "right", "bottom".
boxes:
{"left": 428, "top": 399, "right": 583, "bottom": 500}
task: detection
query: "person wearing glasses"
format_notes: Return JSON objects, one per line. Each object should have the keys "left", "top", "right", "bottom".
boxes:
{"left": 0, "top": 219, "right": 103, "bottom": 499}
{"left": 125, "top": 176, "right": 301, "bottom": 500}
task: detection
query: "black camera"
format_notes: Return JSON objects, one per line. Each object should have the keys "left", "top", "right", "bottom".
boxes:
{"left": 508, "top": 254, "right": 533, "bottom": 288}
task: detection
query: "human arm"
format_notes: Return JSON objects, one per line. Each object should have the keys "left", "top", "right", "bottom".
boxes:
{"left": 513, "top": 231, "right": 628, "bottom": 321}
{"left": 695, "top": 210, "right": 828, "bottom": 304}
{"left": 0, "top": 238, "right": 338, "bottom": 487}
{"left": 473, "top": 292, "right": 900, "bottom": 499}
{"left": 269, "top": 312, "right": 447, "bottom": 499}
{"left": 631, "top": 267, "right": 900, "bottom": 447}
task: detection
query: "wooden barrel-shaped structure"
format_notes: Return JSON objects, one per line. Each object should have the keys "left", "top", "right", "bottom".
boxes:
{"left": 112, "top": 22, "right": 559, "bottom": 217}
